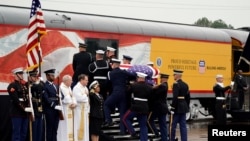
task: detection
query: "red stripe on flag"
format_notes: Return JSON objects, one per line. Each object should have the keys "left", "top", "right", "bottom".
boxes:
{"left": 26, "top": 0, "right": 46, "bottom": 71}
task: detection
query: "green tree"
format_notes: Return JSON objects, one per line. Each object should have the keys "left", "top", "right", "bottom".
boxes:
{"left": 194, "top": 17, "right": 234, "bottom": 29}
{"left": 194, "top": 17, "right": 212, "bottom": 27}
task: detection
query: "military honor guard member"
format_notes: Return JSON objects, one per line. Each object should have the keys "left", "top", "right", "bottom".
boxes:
{"left": 148, "top": 73, "right": 169, "bottom": 141}
{"left": 72, "top": 74, "right": 89, "bottom": 141}
{"left": 72, "top": 42, "right": 93, "bottom": 88}
{"left": 28, "top": 69, "right": 45, "bottom": 141}
{"left": 105, "top": 46, "right": 116, "bottom": 63}
{"left": 213, "top": 74, "right": 232, "bottom": 125}
{"left": 104, "top": 58, "right": 133, "bottom": 134}
{"left": 169, "top": 69, "right": 190, "bottom": 141}
{"left": 7, "top": 67, "right": 32, "bottom": 141}
{"left": 57, "top": 75, "right": 77, "bottom": 141}
{"left": 89, "top": 81, "right": 104, "bottom": 141}
{"left": 123, "top": 72, "right": 153, "bottom": 141}
{"left": 89, "top": 49, "right": 111, "bottom": 100}
{"left": 147, "top": 61, "right": 160, "bottom": 85}
{"left": 43, "top": 68, "right": 62, "bottom": 141}
{"left": 119, "top": 55, "right": 133, "bottom": 70}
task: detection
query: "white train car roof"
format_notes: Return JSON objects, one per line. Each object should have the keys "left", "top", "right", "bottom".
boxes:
{"left": 0, "top": 5, "right": 248, "bottom": 45}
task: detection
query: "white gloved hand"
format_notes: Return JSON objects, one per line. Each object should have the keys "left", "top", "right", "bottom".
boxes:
{"left": 230, "top": 81, "right": 234, "bottom": 87}
{"left": 55, "top": 105, "right": 62, "bottom": 111}
{"left": 25, "top": 107, "right": 33, "bottom": 113}
{"left": 168, "top": 105, "right": 174, "bottom": 111}
{"left": 170, "top": 111, "right": 174, "bottom": 114}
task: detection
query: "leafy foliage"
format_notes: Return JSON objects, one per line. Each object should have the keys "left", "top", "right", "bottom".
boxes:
{"left": 194, "top": 17, "right": 234, "bottom": 29}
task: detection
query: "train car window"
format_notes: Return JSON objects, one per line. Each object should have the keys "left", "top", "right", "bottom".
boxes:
{"left": 85, "top": 38, "right": 118, "bottom": 58}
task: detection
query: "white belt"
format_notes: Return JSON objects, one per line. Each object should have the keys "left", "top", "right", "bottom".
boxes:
{"left": 19, "top": 98, "right": 24, "bottom": 101}
{"left": 94, "top": 76, "right": 107, "bottom": 80}
{"left": 216, "top": 97, "right": 226, "bottom": 100}
{"left": 134, "top": 97, "right": 148, "bottom": 102}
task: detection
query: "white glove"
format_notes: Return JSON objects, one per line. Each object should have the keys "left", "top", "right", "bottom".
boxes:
{"left": 170, "top": 111, "right": 174, "bottom": 114}
{"left": 55, "top": 105, "right": 62, "bottom": 111}
{"left": 230, "top": 81, "right": 234, "bottom": 87}
{"left": 25, "top": 107, "right": 33, "bottom": 113}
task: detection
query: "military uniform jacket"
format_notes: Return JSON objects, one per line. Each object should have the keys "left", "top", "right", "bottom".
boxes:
{"left": 213, "top": 83, "right": 231, "bottom": 98}
{"left": 88, "top": 59, "right": 111, "bottom": 82}
{"left": 7, "top": 80, "right": 29, "bottom": 117}
{"left": 89, "top": 92, "right": 104, "bottom": 119}
{"left": 130, "top": 81, "right": 152, "bottom": 114}
{"left": 31, "top": 80, "right": 45, "bottom": 117}
{"left": 72, "top": 51, "right": 93, "bottom": 81}
{"left": 172, "top": 79, "right": 190, "bottom": 114}
{"left": 108, "top": 67, "right": 131, "bottom": 92}
{"left": 151, "top": 82, "right": 169, "bottom": 114}
{"left": 43, "top": 81, "right": 59, "bottom": 110}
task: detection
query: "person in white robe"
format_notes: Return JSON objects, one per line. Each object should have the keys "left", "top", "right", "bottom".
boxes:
{"left": 72, "top": 74, "right": 90, "bottom": 141}
{"left": 57, "top": 75, "right": 77, "bottom": 141}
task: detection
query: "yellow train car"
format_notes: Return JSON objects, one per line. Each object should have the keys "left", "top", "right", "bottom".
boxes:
{"left": 0, "top": 5, "right": 249, "bottom": 121}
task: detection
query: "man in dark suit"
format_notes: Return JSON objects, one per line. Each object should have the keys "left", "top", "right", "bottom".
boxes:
{"left": 43, "top": 69, "right": 62, "bottom": 141}
{"left": 148, "top": 73, "right": 169, "bottom": 140}
{"left": 170, "top": 69, "right": 190, "bottom": 141}
{"left": 235, "top": 69, "right": 248, "bottom": 109}
{"left": 72, "top": 42, "right": 93, "bottom": 88}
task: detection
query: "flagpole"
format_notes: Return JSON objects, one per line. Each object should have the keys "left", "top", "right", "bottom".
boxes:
{"left": 38, "top": 33, "right": 42, "bottom": 77}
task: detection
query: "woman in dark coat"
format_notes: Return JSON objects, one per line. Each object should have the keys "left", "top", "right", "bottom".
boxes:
{"left": 89, "top": 80, "right": 104, "bottom": 141}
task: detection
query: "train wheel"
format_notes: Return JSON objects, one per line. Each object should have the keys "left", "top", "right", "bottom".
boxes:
{"left": 187, "top": 100, "right": 201, "bottom": 120}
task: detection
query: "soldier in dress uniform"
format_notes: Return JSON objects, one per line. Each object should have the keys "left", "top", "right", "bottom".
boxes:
{"left": 43, "top": 68, "right": 62, "bottom": 141}
{"left": 147, "top": 61, "right": 160, "bottom": 85}
{"left": 7, "top": 67, "right": 32, "bottom": 141}
{"left": 72, "top": 42, "right": 93, "bottom": 88}
{"left": 169, "top": 69, "right": 190, "bottom": 141}
{"left": 28, "top": 70, "right": 45, "bottom": 141}
{"left": 213, "top": 74, "right": 232, "bottom": 125}
{"left": 104, "top": 58, "right": 134, "bottom": 134}
{"left": 120, "top": 55, "right": 133, "bottom": 70}
{"left": 89, "top": 81, "right": 104, "bottom": 141}
{"left": 105, "top": 46, "right": 116, "bottom": 63}
{"left": 123, "top": 72, "right": 153, "bottom": 141}
{"left": 88, "top": 50, "right": 111, "bottom": 101}
{"left": 148, "top": 73, "right": 169, "bottom": 141}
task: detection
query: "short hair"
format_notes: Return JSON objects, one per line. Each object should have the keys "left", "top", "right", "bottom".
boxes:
{"left": 78, "top": 74, "right": 88, "bottom": 81}
{"left": 62, "top": 74, "right": 72, "bottom": 82}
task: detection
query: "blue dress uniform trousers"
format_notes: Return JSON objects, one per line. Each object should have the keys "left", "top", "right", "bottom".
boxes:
{"left": 104, "top": 91, "right": 127, "bottom": 133}
{"left": 32, "top": 116, "right": 43, "bottom": 141}
{"left": 123, "top": 110, "right": 148, "bottom": 141}
{"left": 11, "top": 117, "right": 29, "bottom": 141}
{"left": 170, "top": 113, "right": 187, "bottom": 141}
{"left": 149, "top": 112, "right": 168, "bottom": 141}
{"left": 45, "top": 108, "right": 59, "bottom": 141}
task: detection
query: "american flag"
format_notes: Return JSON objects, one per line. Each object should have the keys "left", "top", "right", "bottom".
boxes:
{"left": 26, "top": 0, "right": 46, "bottom": 70}
{"left": 127, "top": 65, "right": 155, "bottom": 85}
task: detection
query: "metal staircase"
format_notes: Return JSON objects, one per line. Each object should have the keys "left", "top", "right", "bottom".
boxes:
{"left": 100, "top": 111, "right": 163, "bottom": 141}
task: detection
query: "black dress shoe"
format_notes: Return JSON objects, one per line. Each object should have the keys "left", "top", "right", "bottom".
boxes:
{"left": 103, "top": 121, "right": 114, "bottom": 127}
{"left": 131, "top": 133, "right": 138, "bottom": 138}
